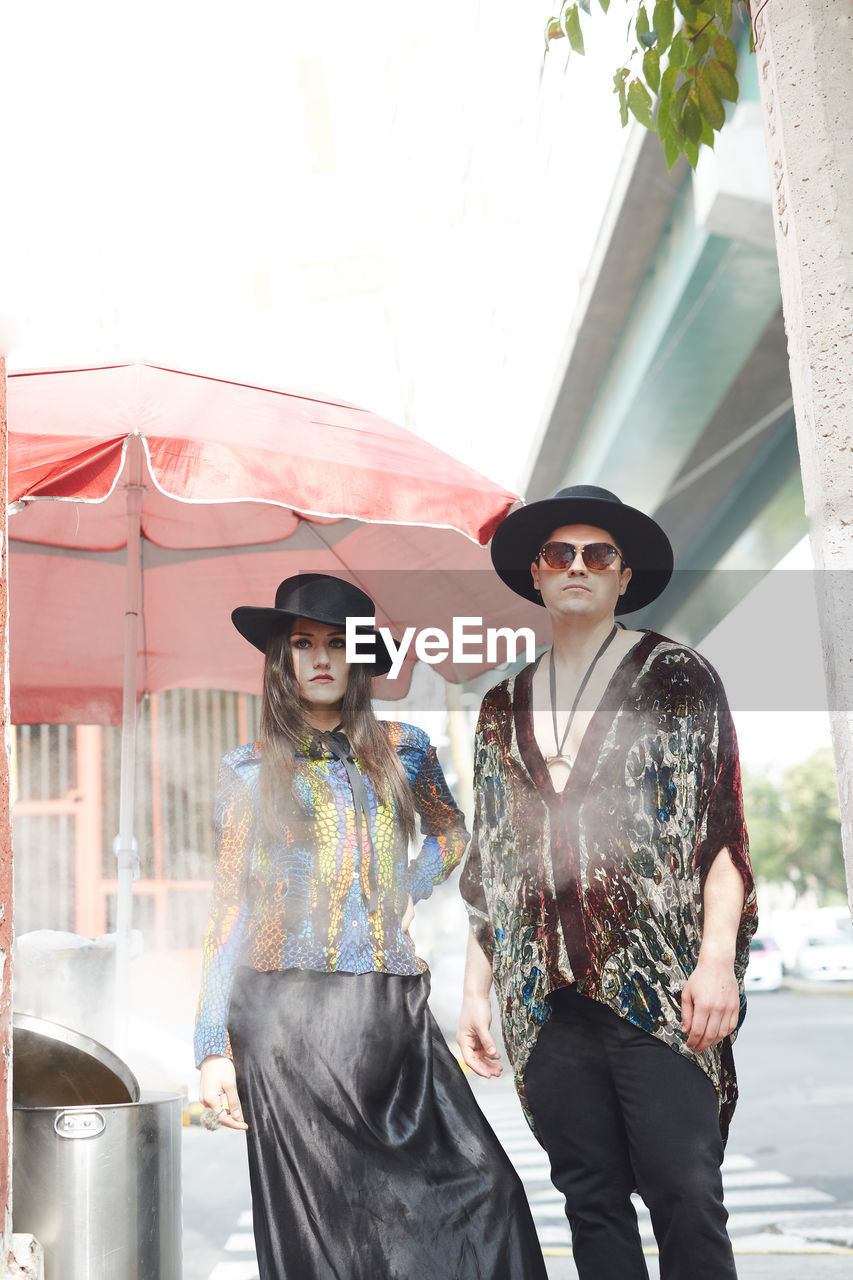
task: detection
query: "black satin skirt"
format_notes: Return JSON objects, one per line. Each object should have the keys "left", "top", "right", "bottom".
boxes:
{"left": 228, "top": 967, "right": 547, "bottom": 1280}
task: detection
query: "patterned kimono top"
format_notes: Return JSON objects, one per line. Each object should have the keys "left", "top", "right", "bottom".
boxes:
{"left": 195, "top": 721, "right": 468, "bottom": 1066}
{"left": 459, "top": 631, "right": 757, "bottom": 1139}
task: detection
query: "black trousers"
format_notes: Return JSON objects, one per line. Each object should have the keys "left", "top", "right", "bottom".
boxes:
{"left": 524, "top": 987, "right": 737, "bottom": 1280}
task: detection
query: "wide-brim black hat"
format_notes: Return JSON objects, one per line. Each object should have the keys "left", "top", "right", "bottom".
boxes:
{"left": 231, "top": 573, "right": 393, "bottom": 676}
{"left": 490, "top": 485, "right": 673, "bottom": 614}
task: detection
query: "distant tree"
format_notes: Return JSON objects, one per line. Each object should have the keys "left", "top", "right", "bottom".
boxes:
{"left": 742, "top": 748, "right": 846, "bottom": 903}
{"left": 545, "top": 0, "right": 753, "bottom": 169}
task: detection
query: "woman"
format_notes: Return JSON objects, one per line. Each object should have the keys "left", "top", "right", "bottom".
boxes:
{"left": 194, "top": 573, "right": 547, "bottom": 1280}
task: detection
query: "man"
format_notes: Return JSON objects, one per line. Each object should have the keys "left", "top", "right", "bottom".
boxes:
{"left": 458, "top": 485, "right": 757, "bottom": 1280}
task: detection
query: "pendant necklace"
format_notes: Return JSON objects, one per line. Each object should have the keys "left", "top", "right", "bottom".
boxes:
{"left": 547, "top": 623, "right": 619, "bottom": 771}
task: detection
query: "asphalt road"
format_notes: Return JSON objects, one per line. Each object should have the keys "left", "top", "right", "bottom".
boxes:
{"left": 181, "top": 987, "right": 853, "bottom": 1279}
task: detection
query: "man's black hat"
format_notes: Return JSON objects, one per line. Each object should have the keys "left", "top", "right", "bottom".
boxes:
{"left": 490, "top": 485, "right": 674, "bottom": 614}
{"left": 231, "top": 573, "right": 393, "bottom": 675}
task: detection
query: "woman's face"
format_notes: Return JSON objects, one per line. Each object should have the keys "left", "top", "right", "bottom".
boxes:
{"left": 289, "top": 617, "right": 351, "bottom": 711}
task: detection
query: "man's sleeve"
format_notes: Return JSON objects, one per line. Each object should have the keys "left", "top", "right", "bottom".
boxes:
{"left": 693, "top": 664, "right": 758, "bottom": 954}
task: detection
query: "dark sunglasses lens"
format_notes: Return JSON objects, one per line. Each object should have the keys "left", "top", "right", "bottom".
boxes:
{"left": 583, "top": 543, "right": 620, "bottom": 570}
{"left": 540, "top": 542, "right": 573, "bottom": 569}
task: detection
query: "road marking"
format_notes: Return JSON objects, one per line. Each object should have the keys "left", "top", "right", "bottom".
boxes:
{"left": 208, "top": 1265, "right": 260, "bottom": 1280}
{"left": 722, "top": 1170, "right": 792, "bottom": 1188}
{"left": 721, "top": 1154, "right": 756, "bottom": 1171}
{"left": 224, "top": 1233, "right": 257, "bottom": 1252}
{"left": 470, "top": 1087, "right": 846, "bottom": 1257}
{"left": 718, "top": 1187, "right": 834, "bottom": 1209}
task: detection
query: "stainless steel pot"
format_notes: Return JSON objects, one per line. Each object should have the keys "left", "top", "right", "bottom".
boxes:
{"left": 12, "top": 1015, "right": 182, "bottom": 1280}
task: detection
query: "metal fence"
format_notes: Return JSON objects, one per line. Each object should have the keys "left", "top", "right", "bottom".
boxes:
{"left": 12, "top": 691, "right": 261, "bottom": 948}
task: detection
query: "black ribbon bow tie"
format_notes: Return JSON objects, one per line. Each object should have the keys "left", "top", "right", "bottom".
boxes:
{"left": 317, "top": 727, "right": 380, "bottom": 915}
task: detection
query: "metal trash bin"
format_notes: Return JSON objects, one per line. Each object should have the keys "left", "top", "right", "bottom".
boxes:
{"left": 12, "top": 1014, "right": 182, "bottom": 1280}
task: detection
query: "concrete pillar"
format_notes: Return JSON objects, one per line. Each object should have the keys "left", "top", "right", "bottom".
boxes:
{"left": 753, "top": 0, "right": 853, "bottom": 910}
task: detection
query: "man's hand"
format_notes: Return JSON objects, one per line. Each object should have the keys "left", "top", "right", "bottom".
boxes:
{"left": 681, "top": 957, "right": 740, "bottom": 1054}
{"left": 199, "top": 1055, "right": 249, "bottom": 1131}
{"left": 683, "top": 845, "right": 746, "bottom": 1053}
{"left": 457, "top": 993, "right": 503, "bottom": 1078}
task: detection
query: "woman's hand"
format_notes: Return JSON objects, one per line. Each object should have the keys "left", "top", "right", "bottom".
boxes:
{"left": 199, "top": 1055, "right": 249, "bottom": 1131}
{"left": 401, "top": 892, "right": 415, "bottom": 935}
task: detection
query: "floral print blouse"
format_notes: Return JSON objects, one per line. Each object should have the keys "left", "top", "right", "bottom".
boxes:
{"left": 460, "top": 631, "right": 757, "bottom": 1139}
{"left": 195, "top": 722, "right": 468, "bottom": 1066}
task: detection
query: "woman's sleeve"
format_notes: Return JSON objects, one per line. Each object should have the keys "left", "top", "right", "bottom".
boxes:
{"left": 193, "top": 758, "right": 255, "bottom": 1066}
{"left": 405, "top": 731, "right": 470, "bottom": 904}
{"left": 458, "top": 707, "right": 494, "bottom": 960}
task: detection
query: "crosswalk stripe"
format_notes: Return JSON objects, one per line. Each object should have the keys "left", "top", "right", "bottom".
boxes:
{"left": 224, "top": 1233, "right": 257, "bottom": 1252}
{"left": 237, "top": 1211, "right": 253, "bottom": 1228}
{"left": 721, "top": 1170, "right": 792, "bottom": 1188}
{"left": 718, "top": 1187, "right": 834, "bottom": 1209}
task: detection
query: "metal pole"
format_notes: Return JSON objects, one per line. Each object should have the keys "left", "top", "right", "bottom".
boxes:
{"left": 114, "top": 436, "right": 144, "bottom": 1051}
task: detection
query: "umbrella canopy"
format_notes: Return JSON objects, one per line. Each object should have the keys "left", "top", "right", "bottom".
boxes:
{"left": 7, "top": 361, "right": 546, "bottom": 1048}
{"left": 8, "top": 363, "right": 542, "bottom": 724}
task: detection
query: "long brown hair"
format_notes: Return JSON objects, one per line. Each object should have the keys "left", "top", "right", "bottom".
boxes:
{"left": 259, "top": 624, "right": 416, "bottom": 842}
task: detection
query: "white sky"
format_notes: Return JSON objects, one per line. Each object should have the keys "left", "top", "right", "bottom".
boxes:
{"left": 1, "top": 0, "right": 635, "bottom": 492}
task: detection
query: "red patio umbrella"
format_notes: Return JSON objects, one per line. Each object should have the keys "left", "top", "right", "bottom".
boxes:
{"left": 7, "top": 362, "right": 542, "bottom": 1035}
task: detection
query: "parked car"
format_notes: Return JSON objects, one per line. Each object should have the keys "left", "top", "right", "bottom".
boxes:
{"left": 796, "top": 920, "right": 853, "bottom": 982}
{"left": 744, "top": 935, "right": 784, "bottom": 992}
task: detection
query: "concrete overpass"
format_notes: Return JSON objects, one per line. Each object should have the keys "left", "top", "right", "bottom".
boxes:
{"left": 522, "top": 47, "right": 804, "bottom": 643}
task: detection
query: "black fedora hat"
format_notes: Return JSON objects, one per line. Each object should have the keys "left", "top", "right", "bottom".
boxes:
{"left": 490, "top": 485, "right": 673, "bottom": 614}
{"left": 231, "top": 573, "right": 393, "bottom": 676}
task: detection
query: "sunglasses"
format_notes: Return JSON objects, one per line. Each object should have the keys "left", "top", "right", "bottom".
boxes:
{"left": 537, "top": 540, "right": 623, "bottom": 572}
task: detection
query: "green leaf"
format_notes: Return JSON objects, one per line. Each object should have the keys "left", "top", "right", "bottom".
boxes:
{"left": 653, "top": 0, "right": 675, "bottom": 50}
{"left": 691, "top": 28, "right": 714, "bottom": 62}
{"left": 546, "top": 17, "right": 565, "bottom": 42}
{"left": 714, "top": 34, "right": 737, "bottom": 71}
{"left": 643, "top": 47, "right": 661, "bottom": 93}
{"left": 564, "top": 4, "right": 585, "bottom": 54}
{"left": 599, "top": 0, "right": 611, "bottom": 10}
{"left": 669, "top": 29, "right": 687, "bottom": 66}
{"left": 657, "top": 86, "right": 677, "bottom": 142}
{"left": 639, "top": 30, "right": 658, "bottom": 49}
{"left": 675, "top": 0, "right": 697, "bottom": 20}
{"left": 663, "top": 134, "right": 682, "bottom": 169}
{"left": 660, "top": 63, "right": 680, "bottom": 100}
{"left": 684, "top": 137, "right": 700, "bottom": 169}
{"left": 697, "top": 69, "right": 726, "bottom": 129}
{"left": 715, "top": 0, "right": 733, "bottom": 28}
{"left": 614, "top": 68, "right": 629, "bottom": 127}
{"left": 700, "top": 116, "right": 715, "bottom": 148}
{"left": 666, "top": 79, "right": 689, "bottom": 143}
{"left": 708, "top": 58, "right": 739, "bottom": 101}
{"left": 636, "top": 4, "right": 650, "bottom": 36}
{"left": 627, "top": 77, "right": 655, "bottom": 130}
{"left": 682, "top": 94, "right": 702, "bottom": 143}
{"left": 673, "top": 78, "right": 692, "bottom": 112}
{"left": 578, "top": 0, "right": 591, "bottom": 12}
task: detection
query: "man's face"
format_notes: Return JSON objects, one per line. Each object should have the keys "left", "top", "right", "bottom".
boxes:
{"left": 530, "top": 523, "right": 632, "bottom": 622}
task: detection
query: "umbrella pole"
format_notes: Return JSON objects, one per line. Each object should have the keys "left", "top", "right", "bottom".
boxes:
{"left": 114, "top": 450, "right": 144, "bottom": 1051}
